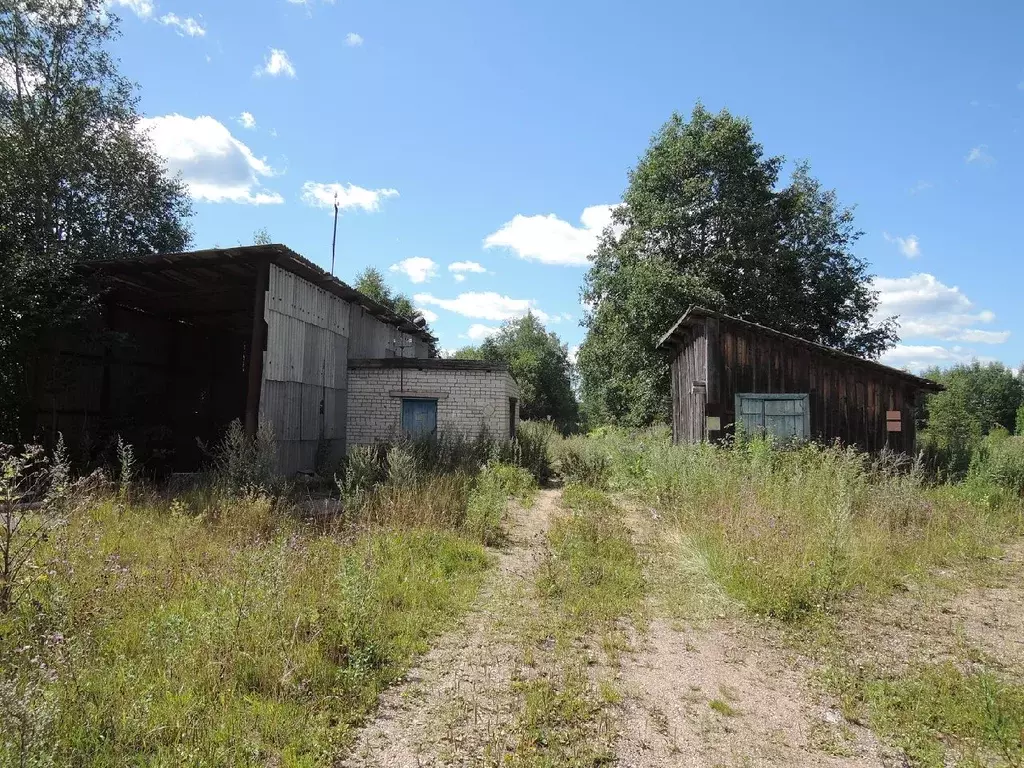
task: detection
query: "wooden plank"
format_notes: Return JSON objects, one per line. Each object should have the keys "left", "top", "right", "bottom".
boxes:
{"left": 244, "top": 258, "right": 270, "bottom": 437}
{"left": 705, "top": 317, "right": 719, "bottom": 406}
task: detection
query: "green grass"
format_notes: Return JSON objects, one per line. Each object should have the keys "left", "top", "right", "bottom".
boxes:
{"left": 502, "top": 668, "right": 615, "bottom": 768}
{"left": 835, "top": 662, "right": 1024, "bottom": 767}
{"left": 561, "top": 428, "right": 1024, "bottom": 621}
{"left": 536, "top": 485, "right": 646, "bottom": 637}
{"left": 708, "top": 699, "right": 737, "bottom": 717}
{"left": 0, "top": 486, "right": 493, "bottom": 766}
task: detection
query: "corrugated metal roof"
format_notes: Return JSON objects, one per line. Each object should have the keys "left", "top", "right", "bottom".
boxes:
{"left": 83, "top": 244, "right": 436, "bottom": 343}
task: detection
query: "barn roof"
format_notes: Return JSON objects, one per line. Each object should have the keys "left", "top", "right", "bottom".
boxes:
{"left": 83, "top": 244, "right": 436, "bottom": 342}
{"left": 658, "top": 306, "right": 943, "bottom": 392}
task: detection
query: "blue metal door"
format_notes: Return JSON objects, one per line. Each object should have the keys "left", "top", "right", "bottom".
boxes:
{"left": 401, "top": 398, "right": 437, "bottom": 439}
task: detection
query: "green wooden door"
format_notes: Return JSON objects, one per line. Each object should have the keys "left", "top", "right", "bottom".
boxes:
{"left": 735, "top": 394, "right": 810, "bottom": 442}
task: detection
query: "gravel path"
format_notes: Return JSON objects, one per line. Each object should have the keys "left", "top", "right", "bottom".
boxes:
{"left": 341, "top": 489, "right": 560, "bottom": 767}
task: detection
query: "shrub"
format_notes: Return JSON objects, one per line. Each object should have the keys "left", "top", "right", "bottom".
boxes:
{"left": 515, "top": 421, "right": 556, "bottom": 484}
{"left": 557, "top": 440, "right": 611, "bottom": 489}
{"left": 206, "top": 420, "right": 280, "bottom": 495}
{"left": 969, "top": 431, "right": 1024, "bottom": 496}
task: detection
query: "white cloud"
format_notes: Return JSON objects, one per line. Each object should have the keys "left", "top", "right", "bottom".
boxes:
{"left": 300, "top": 182, "right": 399, "bottom": 213}
{"left": 883, "top": 232, "right": 921, "bottom": 259}
{"left": 416, "top": 308, "right": 438, "bottom": 324}
{"left": 465, "top": 324, "right": 500, "bottom": 341}
{"left": 159, "top": 13, "right": 205, "bottom": 36}
{"left": 390, "top": 257, "right": 438, "bottom": 284}
{"left": 238, "top": 112, "right": 257, "bottom": 130}
{"left": 966, "top": 145, "right": 994, "bottom": 164}
{"left": 880, "top": 344, "right": 989, "bottom": 371}
{"left": 909, "top": 180, "right": 932, "bottom": 195}
{"left": 139, "top": 114, "right": 283, "bottom": 205}
{"left": 449, "top": 261, "right": 487, "bottom": 283}
{"left": 259, "top": 49, "right": 296, "bottom": 78}
{"left": 108, "top": 0, "right": 154, "bottom": 19}
{"left": 413, "top": 291, "right": 549, "bottom": 323}
{"left": 549, "top": 312, "right": 574, "bottom": 324}
{"left": 873, "top": 273, "right": 1009, "bottom": 344}
{"left": 484, "top": 204, "right": 617, "bottom": 266}
{"left": 345, "top": 32, "right": 363, "bottom": 46}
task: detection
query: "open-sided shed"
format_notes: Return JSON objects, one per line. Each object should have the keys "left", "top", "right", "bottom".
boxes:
{"left": 31, "top": 245, "right": 435, "bottom": 473}
{"left": 657, "top": 306, "right": 943, "bottom": 453}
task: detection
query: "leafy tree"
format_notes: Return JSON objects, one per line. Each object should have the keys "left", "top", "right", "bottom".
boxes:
{"left": 578, "top": 105, "right": 896, "bottom": 427}
{"left": 1, "top": 0, "right": 193, "bottom": 439}
{"left": 353, "top": 267, "right": 434, "bottom": 341}
{"left": 472, "top": 314, "right": 578, "bottom": 432}
{"left": 449, "top": 346, "right": 483, "bottom": 360}
{"left": 920, "top": 362, "right": 1024, "bottom": 478}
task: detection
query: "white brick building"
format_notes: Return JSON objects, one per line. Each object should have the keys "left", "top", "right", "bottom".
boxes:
{"left": 347, "top": 359, "right": 520, "bottom": 445}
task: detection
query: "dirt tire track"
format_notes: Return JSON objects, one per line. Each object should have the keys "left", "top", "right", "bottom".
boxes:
{"left": 612, "top": 619, "right": 883, "bottom": 767}
{"left": 610, "top": 499, "right": 884, "bottom": 767}
{"left": 340, "top": 489, "right": 560, "bottom": 767}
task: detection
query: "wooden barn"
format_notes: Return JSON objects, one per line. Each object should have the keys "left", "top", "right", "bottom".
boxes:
{"left": 657, "top": 306, "right": 943, "bottom": 453}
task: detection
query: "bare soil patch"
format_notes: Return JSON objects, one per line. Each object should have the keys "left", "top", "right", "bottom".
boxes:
{"left": 612, "top": 618, "right": 883, "bottom": 767}
{"left": 341, "top": 489, "right": 559, "bottom": 767}
{"left": 835, "top": 540, "right": 1024, "bottom": 679}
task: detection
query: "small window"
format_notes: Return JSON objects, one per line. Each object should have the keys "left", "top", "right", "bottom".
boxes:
{"left": 401, "top": 398, "right": 437, "bottom": 439}
{"left": 735, "top": 393, "right": 810, "bottom": 442}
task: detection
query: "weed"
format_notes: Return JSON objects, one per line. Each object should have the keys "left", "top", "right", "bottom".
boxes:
{"left": 854, "top": 662, "right": 1024, "bottom": 767}
{"left": 558, "top": 440, "right": 612, "bottom": 488}
{"left": 515, "top": 421, "right": 557, "bottom": 484}
{"left": 205, "top": 419, "right": 280, "bottom": 495}
{"left": 709, "top": 698, "right": 737, "bottom": 717}
{"left": 505, "top": 667, "right": 615, "bottom": 767}
{"left": 582, "top": 428, "right": 1024, "bottom": 620}
{"left": 0, "top": 494, "right": 490, "bottom": 766}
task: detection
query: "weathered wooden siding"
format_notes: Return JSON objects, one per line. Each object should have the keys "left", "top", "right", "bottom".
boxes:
{"left": 670, "top": 315, "right": 925, "bottom": 453}
{"left": 669, "top": 321, "right": 708, "bottom": 444}
{"left": 347, "top": 304, "right": 429, "bottom": 359}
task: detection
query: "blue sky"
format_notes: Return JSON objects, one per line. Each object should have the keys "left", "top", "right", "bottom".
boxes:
{"left": 111, "top": 0, "right": 1022, "bottom": 371}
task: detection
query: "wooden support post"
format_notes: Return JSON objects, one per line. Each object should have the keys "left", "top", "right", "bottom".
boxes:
{"left": 244, "top": 260, "right": 270, "bottom": 438}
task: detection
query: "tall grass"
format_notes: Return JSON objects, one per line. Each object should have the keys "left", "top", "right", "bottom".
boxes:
{"left": 0, "top": 432, "right": 538, "bottom": 765}
{"left": 0, "top": 491, "right": 490, "bottom": 765}
{"left": 566, "top": 429, "right": 1024, "bottom": 620}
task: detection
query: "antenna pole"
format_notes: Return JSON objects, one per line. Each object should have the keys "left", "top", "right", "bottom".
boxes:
{"left": 331, "top": 193, "right": 339, "bottom": 275}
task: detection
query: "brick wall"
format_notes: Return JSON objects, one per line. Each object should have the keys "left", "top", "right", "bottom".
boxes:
{"left": 347, "top": 367, "right": 520, "bottom": 445}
